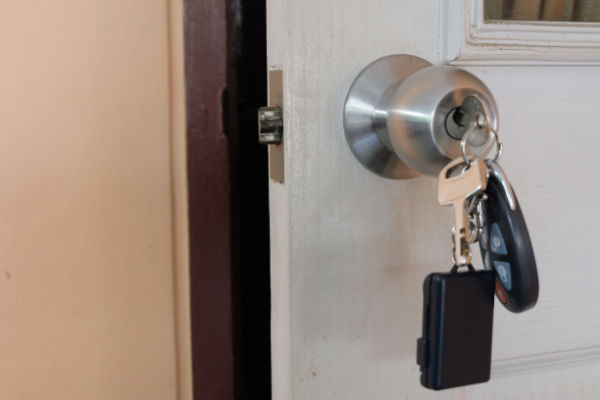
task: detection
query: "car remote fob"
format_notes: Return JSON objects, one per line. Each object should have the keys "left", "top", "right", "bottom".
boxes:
{"left": 479, "top": 161, "right": 539, "bottom": 313}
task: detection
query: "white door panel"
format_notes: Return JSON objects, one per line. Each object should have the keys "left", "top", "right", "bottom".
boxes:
{"left": 478, "top": 66, "right": 600, "bottom": 362}
{"left": 268, "top": 0, "right": 600, "bottom": 398}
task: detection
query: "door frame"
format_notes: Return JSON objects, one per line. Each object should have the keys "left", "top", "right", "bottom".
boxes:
{"left": 184, "top": 0, "right": 270, "bottom": 398}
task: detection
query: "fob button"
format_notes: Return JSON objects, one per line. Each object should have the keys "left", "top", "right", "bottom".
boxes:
{"left": 484, "top": 251, "right": 491, "bottom": 270}
{"left": 480, "top": 229, "right": 488, "bottom": 250}
{"left": 493, "top": 260, "right": 512, "bottom": 290}
{"left": 490, "top": 223, "right": 508, "bottom": 255}
{"left": 495, "top": 280, "right": 508, "bottom": 304}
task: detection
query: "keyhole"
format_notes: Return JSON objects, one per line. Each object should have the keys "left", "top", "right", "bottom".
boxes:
{"left": 445, "top": 107, "right": 468, "bottom": 140}
{"left": 444, "top": 96, "right": 490, "bottom": 147}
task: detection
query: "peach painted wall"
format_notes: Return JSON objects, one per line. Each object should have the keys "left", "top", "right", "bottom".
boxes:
{"left": 0, "top": 1, "right": 190, "bottom": 399}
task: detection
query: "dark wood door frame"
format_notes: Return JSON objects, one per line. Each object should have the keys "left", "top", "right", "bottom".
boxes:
{"left": 184, "top": 0, "right": 270, "bottom": 398}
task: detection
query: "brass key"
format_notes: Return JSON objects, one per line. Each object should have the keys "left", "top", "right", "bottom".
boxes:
{"left": 438, "top": 158, "right": 488, "bottom": 266}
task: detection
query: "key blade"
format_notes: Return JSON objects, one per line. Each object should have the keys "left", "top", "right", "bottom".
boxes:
{"left": 437, "top": 157, "right": 488, "bottom": 267}
{"left": 452, "top": 197, "right": 472, "bottom": 266}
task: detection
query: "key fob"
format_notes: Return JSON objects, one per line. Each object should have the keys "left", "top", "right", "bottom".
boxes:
{"left": 417, "top": 266, "right": 495, "bottom": 390}
{"left": 479, "top": 167, "right": 539, "bottom": 313}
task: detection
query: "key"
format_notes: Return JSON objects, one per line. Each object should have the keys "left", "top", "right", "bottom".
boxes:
{"left": 438, "top": 158, "right": 488, "bottom": 267}
{"left": 478, "top": 160, "right": 539, "bottom": 313}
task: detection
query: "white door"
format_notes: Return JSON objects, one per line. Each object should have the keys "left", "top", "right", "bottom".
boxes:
{"left": 267, "top": 0, "right": 600, "bottom": 398}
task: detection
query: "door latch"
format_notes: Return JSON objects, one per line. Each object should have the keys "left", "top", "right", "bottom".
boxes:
{"left": 258, "top": 69, "right": 284, "bottom": 183}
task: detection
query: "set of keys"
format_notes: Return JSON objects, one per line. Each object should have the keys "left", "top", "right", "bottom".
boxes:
{"left": 418, "top": 113, "right": 539, "bottom": 390}
{"left": 438, "top": 121, "right": 538, "bottom": 313}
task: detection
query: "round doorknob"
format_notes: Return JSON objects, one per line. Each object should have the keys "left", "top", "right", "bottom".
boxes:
{"left": 343, "top": 54, "right": 499, "bottom": 179}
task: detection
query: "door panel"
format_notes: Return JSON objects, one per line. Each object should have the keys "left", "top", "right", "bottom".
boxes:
{"left": 269, "top": 0, "right": 600, "bottom": 398}
{"left": 477, "top": 66, "right": 600, "bottom": 363}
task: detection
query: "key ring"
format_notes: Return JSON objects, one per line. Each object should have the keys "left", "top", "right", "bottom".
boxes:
{"left": 461, "top": 115, "right": 502, "bottom": 166}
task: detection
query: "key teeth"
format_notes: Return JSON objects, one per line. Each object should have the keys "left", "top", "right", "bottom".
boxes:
{"left": 439, "top": 157, "right": 489, "bottom": 269}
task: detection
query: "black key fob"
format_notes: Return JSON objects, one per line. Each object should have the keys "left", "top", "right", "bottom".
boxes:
{"left": 479, "top": 162, "right": 539, "bottom": 313}
{"left": 417, "top": 267, "right": 495, "bottom": 390}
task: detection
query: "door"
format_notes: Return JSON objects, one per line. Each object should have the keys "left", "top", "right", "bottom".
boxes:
{"left": 267, "top": 0, "right": 600, "bottom": 398}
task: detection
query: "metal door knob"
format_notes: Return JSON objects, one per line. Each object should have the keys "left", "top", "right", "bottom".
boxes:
{"left": 343, "top": 54, "right": 499, "bottom": 179}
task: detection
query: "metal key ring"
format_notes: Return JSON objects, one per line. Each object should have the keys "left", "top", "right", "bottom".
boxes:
{"left": 461, "top": 121, "right": 502, "bottom": 165}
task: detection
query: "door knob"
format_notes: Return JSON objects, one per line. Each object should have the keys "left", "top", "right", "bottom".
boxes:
{"left": 343, "top": 54, "right": 499, "bottom": 179}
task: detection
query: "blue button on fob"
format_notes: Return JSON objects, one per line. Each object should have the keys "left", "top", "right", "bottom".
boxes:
{"left": 478, "top": 161, "right": 539, "bottom": 313}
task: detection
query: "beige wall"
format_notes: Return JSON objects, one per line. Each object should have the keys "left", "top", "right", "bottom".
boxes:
{"left": 0, "top": 1, "right": 190, "bottom": 399}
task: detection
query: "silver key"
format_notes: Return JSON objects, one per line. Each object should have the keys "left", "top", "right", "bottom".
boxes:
{"left": 438, "top": 158, "right": 488, "bottom": 266}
